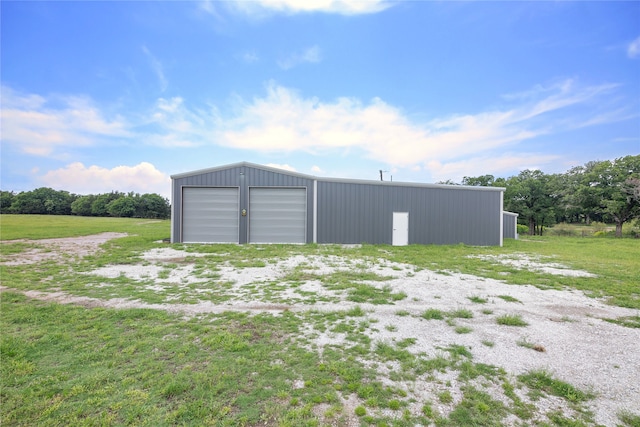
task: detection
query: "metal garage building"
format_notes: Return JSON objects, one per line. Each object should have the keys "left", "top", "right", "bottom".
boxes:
{"left": 171, "top": 162, "right": 507, "bottom": 246}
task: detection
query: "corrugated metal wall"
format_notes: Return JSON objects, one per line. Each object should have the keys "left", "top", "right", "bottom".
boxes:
{"left": 316, "top": 181, "right": 503, "bottom": 246}
{"left": 503, "top": 212, "right": 519, "bottom": 239}
{"left": 171, "top": 164, "right": 315, "bottom": 243}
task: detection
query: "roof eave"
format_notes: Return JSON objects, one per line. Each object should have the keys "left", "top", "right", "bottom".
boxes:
{"left": 171, "top": 162, "right": 505, "bottom": 192}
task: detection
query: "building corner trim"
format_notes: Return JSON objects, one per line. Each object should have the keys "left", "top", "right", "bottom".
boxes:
{"left": 499, "top": 191, "right": 504, "bottom": 247}
{"left": 313, "top": 180, "right": 318, "bottom": 243}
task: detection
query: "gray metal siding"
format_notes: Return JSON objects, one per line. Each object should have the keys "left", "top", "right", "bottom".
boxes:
{"left": 172, "top": 165, "right": 314, "bottom": 243}
{"left": 249, "top": 188, "right": 306, "bottom": 243}
{"left": 503, "top": 212, "right": 518, "bottom": 239}
{"left": 317, "top": 182, "right": 502, "bottom": 246}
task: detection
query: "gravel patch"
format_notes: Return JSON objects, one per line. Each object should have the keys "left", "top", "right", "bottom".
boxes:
{"left": 1, "top": 232, "right": 128, "bottom": 265}
{"left": 468, "top": 253, "right": 597, "bottom": 277}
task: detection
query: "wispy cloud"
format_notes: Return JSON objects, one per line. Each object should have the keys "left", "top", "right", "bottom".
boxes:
{"left": 277, "top": 46, "right": 322, "bottom": 70}
{"left": 142, "top": 96, "right": 212, "bottom": 147}
{"left": 237, "top": 51, "right": 260, "bottom": 64}
{"left": 2, "top": 79, "right": 630, "bottom": 182}
{"left": 142, "top": 45, "right": 168, "bottom": 92}
{"left": 627, "top": 35, "right": 640, "bottom": 59}
{"left": 199, "top": 0, "right": 218, "bottom": 16}
{"left": 216, "top": 80, "right": 621, "bottom": 167}
{"left": 39, "top": 162, "right": 171, "bottom": 197}
{"left": 0, "top": 86, "right": 129, "bottom": 156}
{"left": 425, "top": 153, "right": 561, "bottom": 183}
{"left": 228, "top": 0, "right": 392, "bottom": 17}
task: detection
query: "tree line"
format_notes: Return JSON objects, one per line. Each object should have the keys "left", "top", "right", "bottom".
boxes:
{"left": 0, "top": 188, "right": 170, "bottom": 219}
{"left": 447, "top": 155, "right": 640, "bottom": 237}
{"left": 1, "top": 155, "right": 638, "bottom": 233}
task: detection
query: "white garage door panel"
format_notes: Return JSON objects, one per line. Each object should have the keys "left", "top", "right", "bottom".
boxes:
{"left": 249, "top": 188, "right": 306, "bottom": 243}
{"left": 182, "top": 187, "right": 239, "bottom": 243}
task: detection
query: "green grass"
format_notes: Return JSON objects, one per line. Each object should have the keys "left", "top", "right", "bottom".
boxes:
{"left": 454, "top": 326, "right": 473, "bottom": 334}
{"left": 422, "top": 308, "right": 445, "bottom": 320}
{"left": 448, "top": 308, "right": 474, "bottom": 319}
{"left": 436, "top": 385, "right": 507, "bottom": 426}
{"left": 618, "top": 410, "right": 640, "bottom": 427}
{"left": 0, "top": 292, "right": 341, "bottom": 426}
{"left": 496, "top": 314, "right": 529, "bottom": 327}
{"left": 603, "top": 315, "right": 640, "bottom": 329}
{"left": 518, "top": 370, "right": 594, "bottom": 403}
{"left": 467, "top": 295, "right": 488, "bottom": 304}
{"left": 1, "top": 214, "right": 169, "bottom": 240}
{"left": 1, "top": 215, "right": 636, "bottom": 425}
{"left": 496, "top": 294, "right": 522, "bottom": 303}
{"left": 437, "top": 390, "right": 453, "bottom": 404}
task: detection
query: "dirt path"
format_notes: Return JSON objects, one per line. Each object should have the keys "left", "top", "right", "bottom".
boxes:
{"left": 1, "top": 232, "right": 128, "bottom": 265}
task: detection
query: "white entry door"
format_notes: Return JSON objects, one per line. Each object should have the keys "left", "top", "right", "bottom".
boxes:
{"left": 392, "top": 212, "right": 409, "bottom": 246}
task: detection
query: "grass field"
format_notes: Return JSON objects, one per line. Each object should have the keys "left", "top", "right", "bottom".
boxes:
{"left": 1, "top": 215, "right": 639, "bottom": 426}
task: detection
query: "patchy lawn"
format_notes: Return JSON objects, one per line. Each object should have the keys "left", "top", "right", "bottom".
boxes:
{"left": 1, "top": 217, "right": 639, "bottom": 426}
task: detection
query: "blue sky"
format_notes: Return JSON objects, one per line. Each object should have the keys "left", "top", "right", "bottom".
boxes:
{"left": 2, "top": 0, "right": 639, "bottom": 198}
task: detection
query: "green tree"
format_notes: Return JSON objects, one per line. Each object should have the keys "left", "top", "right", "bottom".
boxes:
{"left": 71, "top": 195, "right": 97, "bottom": 216}
{"left": 504, "top": 170, "right": 555, "bottom": 235}
{"left": 462, "top": 175, "right": 495, "bottom": 187}
{"left": 138, "top": 193, "right": 170, "bottom": 219}
{"left": 590, "top": 155, "right": 640, "bottom": 237}
{"left": 9, "top": 188, "right": 75, "bottom": 215}
{"left": 560, "top": 161, "right": 605, "bottom": 224}
{"left": 106, "top": 196, "right": 138, "bottom": 218}
{"left": 91, "top": 192, "right": 123, "bottom": 216}
{"left": 0, "top": 191, "right": 15, "bottom": 213}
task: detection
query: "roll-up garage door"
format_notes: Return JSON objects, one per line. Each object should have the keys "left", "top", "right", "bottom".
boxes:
{"left": 182, "top": 187, "right": 239, "bottom": 243}
{"left": 249, "top": 188, "right": 306, "bottom": 243}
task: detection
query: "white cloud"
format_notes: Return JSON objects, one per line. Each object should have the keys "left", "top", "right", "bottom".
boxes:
{"left": 278, "top": 45, "right": 322, "bottom": 70}
{"left": 39, "top": 162, "right": 171, "bottom": 197}
{"left": 0, "top": 86, "right": 130, "bottom": 156}
{"left": 265, "top": 163, "right": 297, "bottom": 172}
{"left": 2, "top": 79, "right": 628, "bottom": 182}
{"left": 142, "top": 96, "right": 211, "bottom": 147}
{"left": 199, "top": 0, "right": 218, "bottom": 16}
{"left": 627, "top": 36, "right": 640, "bottom": 59}
{"left": 229, "top": 0, "right": 391, "bottom": 16}
{"left": 216, "top": 81, "right": 618, "bottom": 167}
{"left": 311, "top": 165, "right": 324, "bottom": 173}
{"left": 237, "top": 51, "right": 259, "bottom": 63}
{"left": 142, "top": 45, "right": 168, "bottom": 92}
{"left": 425, "top": 153, "right": 561, "bottom": 184}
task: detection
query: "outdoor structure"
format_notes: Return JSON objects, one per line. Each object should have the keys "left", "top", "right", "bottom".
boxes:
{"left": 171, "top": 162, "right": 508, "bottom": 246}
{"left": 503, "top": 211, "right": 519, "bottom": 240}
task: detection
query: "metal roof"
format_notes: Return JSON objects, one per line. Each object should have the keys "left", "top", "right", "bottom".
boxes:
{"left": 171, "top": 161, "right": 505, "bottom": 192}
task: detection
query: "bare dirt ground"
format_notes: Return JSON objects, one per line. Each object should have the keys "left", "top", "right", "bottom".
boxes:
{"left": 2, "top": 233, "right": 639, "bottom": 426}
{"left": 1, "top": 232, "right": 128, "bottom": 265}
